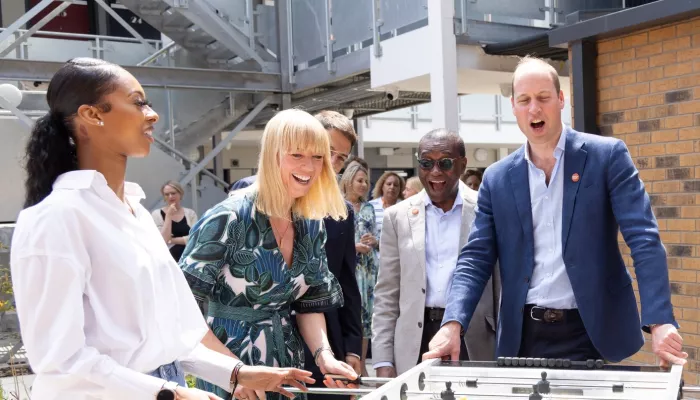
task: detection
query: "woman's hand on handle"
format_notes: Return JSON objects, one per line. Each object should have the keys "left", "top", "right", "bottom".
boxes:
{"left": 236, "top": 365, "right": 315, "bottom": 399}
{"left": 317, "top": 351, "right": 359, "bottom": 389}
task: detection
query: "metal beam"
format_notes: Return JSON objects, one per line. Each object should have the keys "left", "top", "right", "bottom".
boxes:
{"left": 275, "top": 0, "right": 294, "bottom": 91}
{"left": 293, "top": 48, "right": 370, "bottom": 92}
{"left": 0, "top": 97, "right": 34, "bottom": 131}
{"left": 549, "top": 0, "right": 700, "bottom": 46}
{"left": 179, "top": 97, "right": 270, "bottom": 187}
{"left": 163, "top": 0, "right": 273, "bottom": 70}
{"left": 153, "top": 135, "right": 229, "bottom": 188}
{"left": 0, "top": 59, "right": 282, "bottom": 92}
{"left": 0, "top": 1, "right": 71, "bottom": 58}
{"left": 93, "top": 0, "right": 156, "bottom": 52}
{"left": 0, "top": 0, "right": 55, "bottom": 46}
{"left": 570, "top": 40, "right": 598, "bottom": 134}
{"left": 137, "top": 41, "right": 177, "bottom": 66}
{"left": 455, "top": 20, "right": 548, "bottom": 46}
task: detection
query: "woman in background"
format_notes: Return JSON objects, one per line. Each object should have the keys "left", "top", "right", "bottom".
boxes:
{"left": 368, "top": 172, "right": 404, "bottom": 243}
{"left": 339, "top": 162, "right": 377, "bottom": 377}
{"left": 402, "top": 176, "right": 423, "bottom": 199}
{"left": 11, "top": 58, "right": 312, "bottom": 400}
{"left": 460, "top": 169, "right": 483, "bottom": 191}
{"left": 152, "top": 180, "right": 198, "bottom": 261}
{"left": 180, "top": 109, "right": 358, "bottom": 399}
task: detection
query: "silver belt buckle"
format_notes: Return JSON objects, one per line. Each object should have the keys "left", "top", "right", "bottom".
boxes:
{"left": 530, "top": 306, "right": 545, "bottom": 322}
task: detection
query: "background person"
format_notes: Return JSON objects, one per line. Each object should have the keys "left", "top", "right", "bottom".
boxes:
{"left": 151, "top": 180, "right": 198, "bottom": 261}
{"left": 180, "top": 109, "right": 358, "bottom": 399}
{"left": 11, "top": 58, "right": 313, "bottom": 400}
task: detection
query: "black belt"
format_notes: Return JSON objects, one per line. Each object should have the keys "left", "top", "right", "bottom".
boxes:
{"left": 425, "top": 307, "right": 445, "bottom": 322}
{"left": 525, "top": 304, "right": 579, "bottom": 323}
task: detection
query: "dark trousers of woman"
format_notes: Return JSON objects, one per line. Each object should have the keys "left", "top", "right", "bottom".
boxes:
{"left": 518, "top": 305, "right": 602, "bottom": 361}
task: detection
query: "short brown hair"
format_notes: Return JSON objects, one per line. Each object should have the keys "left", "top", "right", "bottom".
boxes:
{"left": 314, "top": 110, "right": 357, "bottom": 147}
{"left": 511, "top": 55, "right": 561, "bottom": 96}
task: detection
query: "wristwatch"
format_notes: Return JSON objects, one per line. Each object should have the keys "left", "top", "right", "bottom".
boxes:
{"left": 156, "top": 381, "right": 179, "bottom": 400}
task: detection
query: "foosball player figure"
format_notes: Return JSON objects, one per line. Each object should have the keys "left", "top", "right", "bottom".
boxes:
{"left": 440, "top": 381, "right": 456, "bottom": 400}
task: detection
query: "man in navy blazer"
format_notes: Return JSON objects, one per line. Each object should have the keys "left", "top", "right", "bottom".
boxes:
{"left": 425, "top": 56, "right": 687, "bottom": 367}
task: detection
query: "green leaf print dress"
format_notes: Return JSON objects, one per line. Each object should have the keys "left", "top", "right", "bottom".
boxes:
{"left": 179, "top": 190, "right": 344, "bottom": 399}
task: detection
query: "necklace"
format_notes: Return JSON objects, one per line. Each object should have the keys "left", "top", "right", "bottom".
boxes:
{"left": 272, "top": 218, "right": 292, "bottom": 252}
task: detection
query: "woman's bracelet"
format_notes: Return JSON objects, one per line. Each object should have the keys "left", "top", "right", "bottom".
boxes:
{"left": 313, "top": 346, "right": 334, "bottom": 366}
{"left": 230, "top": 361, "right": 245, "bottom": 394}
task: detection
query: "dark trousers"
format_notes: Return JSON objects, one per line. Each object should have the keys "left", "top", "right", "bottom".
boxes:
{"left": 518, "top": 305, "right": 602, "bottom": 361}
{"left": 419, "top": 308, "right": 469, "bottom": 363}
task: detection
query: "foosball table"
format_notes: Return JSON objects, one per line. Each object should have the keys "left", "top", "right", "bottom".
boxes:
{"left": 289, "top": 357, "right": 697, "bottom": 399}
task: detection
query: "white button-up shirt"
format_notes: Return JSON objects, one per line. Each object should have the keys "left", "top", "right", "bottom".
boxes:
{"left": 524, "top": 130, "right": 578, "bottom": 309}
{"left": 424, "top": 187, "right": 463, "bottom": 308}
{"left": 11, "top": 170, "right": 240, "bottom": 400}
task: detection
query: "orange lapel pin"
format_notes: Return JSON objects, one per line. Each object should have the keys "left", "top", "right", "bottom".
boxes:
{"left": 572, "top": 173, "right": 580, "bottom": 183}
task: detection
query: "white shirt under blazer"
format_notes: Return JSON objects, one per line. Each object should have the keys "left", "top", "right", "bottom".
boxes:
{"left": 10, "top": 170, "right": 240, "bottom": 400}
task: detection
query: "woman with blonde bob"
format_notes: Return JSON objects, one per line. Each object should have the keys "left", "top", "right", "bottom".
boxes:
{"left": 180, "top": 109, "right": 357, "bottom": 399}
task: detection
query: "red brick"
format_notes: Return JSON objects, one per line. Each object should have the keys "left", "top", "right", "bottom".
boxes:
{"left": 650, "top": 78, "right": 679, "bottom": 93}
{"left": 623, "top": 32, "right": 649, "bottom": 48}
{"left": 665, "top": 62, "right": 695, "bottom": 77}
{"left": 598, "top": 39, "right": 622, "bottom": 53}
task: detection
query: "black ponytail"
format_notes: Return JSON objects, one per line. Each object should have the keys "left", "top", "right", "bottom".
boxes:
{"left": 23, "top": 113, "right": 78, "bottom": 208}
{"left": 23, "top": 58, "right": 121, "bottom": 208}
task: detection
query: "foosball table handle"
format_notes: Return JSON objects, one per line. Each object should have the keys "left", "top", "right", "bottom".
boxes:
{"left": 497, "top": 357, "right": 605, "bottom": 369}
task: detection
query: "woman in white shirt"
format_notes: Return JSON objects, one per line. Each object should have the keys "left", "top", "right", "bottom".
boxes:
{"left": 11, "top": 58, "right": 313, "bottom": 400}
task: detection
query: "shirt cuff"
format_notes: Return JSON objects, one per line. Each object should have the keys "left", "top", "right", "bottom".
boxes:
{"left": 372, "top": 361, "right": 394, "bottom": 370}
{"left": 178, "top": 343, "right": 242, "bottom": 391}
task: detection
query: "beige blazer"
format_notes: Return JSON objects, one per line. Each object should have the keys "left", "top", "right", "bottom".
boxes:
{"left": 372, "top": 181, "right": 500, "bottom": 374}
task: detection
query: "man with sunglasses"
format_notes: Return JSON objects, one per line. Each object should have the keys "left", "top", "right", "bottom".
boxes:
{"left": 424, "top": 56, "right": 685, "bottom": 368}
{"left": 372, "top": 129, "right": 499, "bottom": 377}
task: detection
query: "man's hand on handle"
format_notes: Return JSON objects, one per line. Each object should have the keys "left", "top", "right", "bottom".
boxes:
{"left": 422, "top": 321, "right": 463, "bottom": 362}
{"left": 651, "top": 324, "right": 688, "bottom": 368}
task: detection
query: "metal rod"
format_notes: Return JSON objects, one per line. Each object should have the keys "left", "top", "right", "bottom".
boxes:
{"left": 246, "top": 0, "right": 256, "bottom": 50}
{"left": 0, "top": 0, "right": 55, "bottom": 46}
{"left": 0, "top": 27, "right": 160, "bottom": 45}
{"left": 93, "top": 0, "right": 156, "bottom": 52}
{"left": 0, "top": 97, "right": 35, "bottom": 130}
{"left": 684, "top": 385, "right": 700, "bottom": 392}
{"left": 283, "top": 387, "right": 375, "bottom": 396}
{"left": 179, "top": 97, "right": 270, "bottom": 187}
{"left": 284, "top": 0, "right": 295, "bottom": 84}
{"left": 324, "top": 0, "right": 335, "bottom": 73}
{"left": 153, "top": 136, "right": 229, "bottom": 188}
{"left": 0, "top": 1, "right": 71, "bottom": 58}
{"left": 406, "top": 390, "right": 638, "bottom": 399}
{"left": 137, "top": 41, "right": 177, "bottom": 66}
{"left": 460, "top": 0, "right": 468, "bottom": 34}
{"left": 371, "top": 0, "right": 383, "bottom": 57}
{"left": 167, "top": 89, "right": 175, "bottom": 146}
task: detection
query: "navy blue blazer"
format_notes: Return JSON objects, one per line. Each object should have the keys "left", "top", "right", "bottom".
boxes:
{"left": 443, "top": 128, "right": 677, "bottom": 362}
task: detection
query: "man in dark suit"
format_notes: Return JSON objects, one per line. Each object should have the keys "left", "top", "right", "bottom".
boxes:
{"left": 230, "top": 111, "right": 363, "bottom": 398}
{"left": 425, "top": 56, "right": 687, "bottom": 367}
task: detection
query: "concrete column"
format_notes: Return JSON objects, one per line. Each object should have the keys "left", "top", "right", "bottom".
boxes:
{"left": 499, "top": 148, "right": 509, "bottom": 160}
{"left": 355, "top": 118, "right": 365, "bottom": 159}
{"left": 428, "top": 0, "right": 458, "bottom": 132}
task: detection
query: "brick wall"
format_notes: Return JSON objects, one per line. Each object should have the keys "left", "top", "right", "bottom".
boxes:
{"left": 593, "top": 16, "right": 700, "bottom": 386}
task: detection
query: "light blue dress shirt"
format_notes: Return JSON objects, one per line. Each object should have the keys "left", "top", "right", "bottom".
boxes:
{"left": 424, "top": 186, "right": 464, "bottom": 308}
{"left": 524, "top": 129, "right": 578, "bottom": 310}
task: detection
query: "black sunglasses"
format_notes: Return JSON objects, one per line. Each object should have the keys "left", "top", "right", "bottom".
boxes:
{"left": 417, "top": 157, "right": 457, "bottom": 171}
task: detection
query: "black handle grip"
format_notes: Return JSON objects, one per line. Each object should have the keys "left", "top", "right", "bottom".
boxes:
{"left": 497, "top": 357, "right": 604, "bottom": 369}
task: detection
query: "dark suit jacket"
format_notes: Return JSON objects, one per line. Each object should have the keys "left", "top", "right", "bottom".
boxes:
{"left": 443, "top": 128, "right": 677, "bottom": 363}
{"left": 303, "top": 202, "right": 362, "bottom": 400}
{"left": 230, "top": 176, "right": 362, "bottom": 397}
{"left": 229, "top": 175, "right": 257, "bottom": 191}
